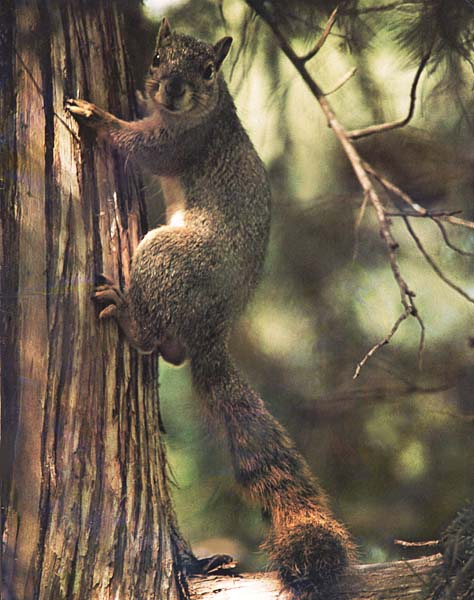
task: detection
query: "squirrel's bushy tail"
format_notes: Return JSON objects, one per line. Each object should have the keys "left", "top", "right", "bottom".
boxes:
{"left": 190, "top": 343, "right": 354, "bottom": 599}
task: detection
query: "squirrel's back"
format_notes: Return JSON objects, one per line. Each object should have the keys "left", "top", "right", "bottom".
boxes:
{"left": 181, "top": 82, "right": 270, "bottom": 297}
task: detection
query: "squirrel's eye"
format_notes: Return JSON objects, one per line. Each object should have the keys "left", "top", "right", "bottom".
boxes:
{"left": 152, "top": 53, "right": 161, "bottom": 68}
{"left": 203, "top": 64, "right": 215, "bottom": 81}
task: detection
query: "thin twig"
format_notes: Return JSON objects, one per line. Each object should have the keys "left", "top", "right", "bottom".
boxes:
{"left": 294, "top": 383, "right": 459, "bottom": 416}
{"left": 433, "top": 218, "right": 474, "bottom": 257}
{"left": 440, "top": 214, "right": 474, "bottom": 230}
{"left": 366, "top": 162, "right": 474, "bottom": 244}
{"left": 385, "top": 210, "right": 462, "bottom": 218}
{"left": 324, "top": 67, "right": 357, "bottom": 96}
{"left": 348, "top": 48, "right": 432, "bottom": 140}
{"left": 353, "top": 310, "right": 411, "bottom": 379}
{"left": 394, "top": 539, "right": 440, "bottom": 550}
{"left": 342, "top": 2, "right": 412, "bottom": 15}
{"left": 364, "top": 162, "right": 426, "bottom": 214}
{"left": 353, "top": 191, "right": 369, "bottom": 260}
{"left": 301, "top": 6, "right": 340, "bottom": 63}
{"left": 276, "top": 8, "right": 347, "bottom": 40}
{"left": 403, "top": 216, "right": 474, "bottom": 304}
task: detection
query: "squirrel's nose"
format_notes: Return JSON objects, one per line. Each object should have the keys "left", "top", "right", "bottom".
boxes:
{"left": 165, "top": 77, "right": 185, "bottom": 98}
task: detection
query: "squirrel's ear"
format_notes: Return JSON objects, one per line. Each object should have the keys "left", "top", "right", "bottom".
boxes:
{"left": 157, "top": 17, "right": 172, "bottom": 48}
{"left": 214, "top": 36, "right": 233, "bottom": 71}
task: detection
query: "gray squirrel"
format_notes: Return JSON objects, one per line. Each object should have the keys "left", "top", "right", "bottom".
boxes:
{"left": 67, "top": 18, "right": 354, "bottom": 599}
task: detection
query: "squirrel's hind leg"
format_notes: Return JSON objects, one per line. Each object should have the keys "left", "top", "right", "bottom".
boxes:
{"left": 92, "top": 275, "right": 187, "bottom": 364}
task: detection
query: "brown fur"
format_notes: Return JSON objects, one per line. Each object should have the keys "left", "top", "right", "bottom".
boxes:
{"left": 67, "top": 18, "right": 354, "bottom": 599}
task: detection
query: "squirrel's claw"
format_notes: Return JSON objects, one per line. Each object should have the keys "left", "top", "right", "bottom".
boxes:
{"left": 98, "top": 305, "right": 117, "bottom": 320}
{"left": 66, "top": 98, "right": 95, "bottom": 118}
{"left": 92, "top": 275, "right": 125, "bottom": 321}
{"left": 93, "top": 287, "right": 124, "bottom": 306}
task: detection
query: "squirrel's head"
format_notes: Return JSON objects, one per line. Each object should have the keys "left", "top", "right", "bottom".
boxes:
{"left": 145, "top": 17, "right": 232, "bottom": 120}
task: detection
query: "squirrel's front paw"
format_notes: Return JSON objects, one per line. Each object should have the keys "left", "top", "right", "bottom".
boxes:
{"left": 66, "top": 98, "right": 105, "bottom": 127}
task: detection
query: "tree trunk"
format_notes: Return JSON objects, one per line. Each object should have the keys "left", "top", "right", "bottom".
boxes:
{"left": 0, "top": 2, "right": 179, "bottom": 598}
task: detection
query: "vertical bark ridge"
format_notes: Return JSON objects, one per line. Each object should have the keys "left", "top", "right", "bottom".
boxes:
{"left": 0, "top": 2, "right": 19, "bottom": 598}
{"left": 14, "top": 4, "right": 49, "bottom": 597}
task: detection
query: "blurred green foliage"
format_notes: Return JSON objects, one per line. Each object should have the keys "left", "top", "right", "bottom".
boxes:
{"left": 134, "top": 0, "right": 474, "bottom": 569}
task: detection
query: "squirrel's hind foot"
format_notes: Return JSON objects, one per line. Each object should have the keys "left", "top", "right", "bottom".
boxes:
{"left": 93, "top": 282, "right": 125, "bottom": 321}
{"left": 92, "top": 274, "right": 156, "bottom": 354}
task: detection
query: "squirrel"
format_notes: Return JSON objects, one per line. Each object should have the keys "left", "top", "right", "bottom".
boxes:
{"left": 67, "top": 18, "right": 354, "bottom": 600}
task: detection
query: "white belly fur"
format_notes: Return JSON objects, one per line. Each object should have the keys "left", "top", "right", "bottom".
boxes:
{"left": 160, "top": 175, "right": 186, "bottom": 227}
{"left": 139, "top": 176, "right": 187, "bottom": 249}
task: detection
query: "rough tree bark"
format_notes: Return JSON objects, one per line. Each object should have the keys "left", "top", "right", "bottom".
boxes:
{"left": 0, "top": 2, "right": 179, "bottom": 599}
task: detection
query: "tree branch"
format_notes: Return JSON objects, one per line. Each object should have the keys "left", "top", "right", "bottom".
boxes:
{"left": 353, "top": 310, "right": 413, "bottom": 380}
{"left": 245, "top": 0, "right": 425, "bottom": 377}
{"left": 366, "top": 161, "right": 474, "bottom": 244}
{"left": 190, "top": 554, "right": 442, "bottom": 600}
{"left": 439, "top": 215, "right": 474, "bottom": 230}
